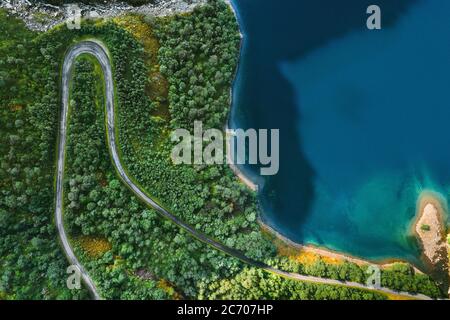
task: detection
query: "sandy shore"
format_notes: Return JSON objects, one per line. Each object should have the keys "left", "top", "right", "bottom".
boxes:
{"left": 413, "top": 191, "right": 449, "bottom": 295}
{"left": 228, "top": 163, "right": 258, "bottom": 192}
{"left": 260, "top": 220, "right": 374, "bottom": 266}
{"left": 225, "top": 128, "right": 258, "bottom": 192}
{"left": 413, "top": 191, "right": 448, "bottom": 269}
{"left": 259, "top": 219, "right": 424, "bottom": 272}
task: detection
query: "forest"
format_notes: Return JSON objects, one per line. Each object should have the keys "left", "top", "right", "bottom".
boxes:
{"left": 0, "top": 0, "right": 445, "bottom": 300}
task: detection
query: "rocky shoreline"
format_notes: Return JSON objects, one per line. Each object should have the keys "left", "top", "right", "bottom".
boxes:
{"left": 413, "top": 191, "right": 449, "bottom": 294}
{"left": 0, "top": 0, "right": 207, "bottom": 31}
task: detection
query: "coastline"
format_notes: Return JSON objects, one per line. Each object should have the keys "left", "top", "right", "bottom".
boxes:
{"left": 225, "top": 132, "right": 259, "bottom": 192}
{"left": 259, "top": 217, "right": 425, "bottom": 273}
{"left": 224, "top": 0, "right": 244, "bottom": 39}
{"left": 224, "top": 0, "right": 257, "bottom": 192}
{"left": 223, "top": 0, "right": 427, "bottom": 273}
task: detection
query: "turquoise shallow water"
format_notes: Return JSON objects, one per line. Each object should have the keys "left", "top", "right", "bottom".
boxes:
{"left": 230, "top": 0, "right": 450, "bottom": 264}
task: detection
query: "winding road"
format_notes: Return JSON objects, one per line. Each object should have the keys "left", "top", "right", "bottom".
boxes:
{"left": 56, "top": 40, "right": 434, "bottom": 300}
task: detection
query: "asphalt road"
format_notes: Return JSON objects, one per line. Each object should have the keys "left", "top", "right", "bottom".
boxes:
{"left": 56, "top": 40, "right": 433, "bottom": 300}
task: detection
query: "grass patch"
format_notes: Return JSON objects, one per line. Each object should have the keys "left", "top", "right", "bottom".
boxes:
{"left": 76, "top": 236, "right": 112, "bottom": 258}
{"left": 157, "top": 279, "right": 182, "bottom": 300}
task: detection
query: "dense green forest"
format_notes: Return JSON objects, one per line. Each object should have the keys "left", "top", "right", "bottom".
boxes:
{"left": 115, "top": 2, "right": 275, "bottom": 263}
{"left": 0, "top": 9, "right": 88, "bottom": 299}
{"left": 202, "top": 267, "right": 386, "bottom": 300}
{"left": 0, "top": 0, "right": 444, "bottom": 300}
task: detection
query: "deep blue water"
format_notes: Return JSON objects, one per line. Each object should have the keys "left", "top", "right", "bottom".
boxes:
{"left": 230, "top": 0, "right": 450, "bottom": 263}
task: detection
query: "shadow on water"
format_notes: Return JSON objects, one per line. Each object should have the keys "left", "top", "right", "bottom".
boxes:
{"left": 231, "top": 0, "right": 419, "bottom": 241}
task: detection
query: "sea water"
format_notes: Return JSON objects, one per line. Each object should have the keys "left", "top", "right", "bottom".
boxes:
{"left": 230, "top": 0, "right": 450, "bottom": 264}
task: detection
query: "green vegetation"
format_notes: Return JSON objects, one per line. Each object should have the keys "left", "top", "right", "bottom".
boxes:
{"left": 0, "top": 9, "right": 88, "bottom": 299}
{"left": 114, "top": 1, "right": 274, "bottom": 263}
{"left": 65, "top": 56, "right": 167, "bottom": 299}
{"left": 200, "top": 267, "right": 386, "bottom": 300}
{"left": 380, "top": 263, "right": 441, "bottom": 298}
{"left": 421, "top": 224, "right": 431, "bottom": 232}
{"left": 270, "top": 257, "right": 442, "bottom": 299}
{"left": 0, "top": 0, "right": 445, "bottom": 300}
